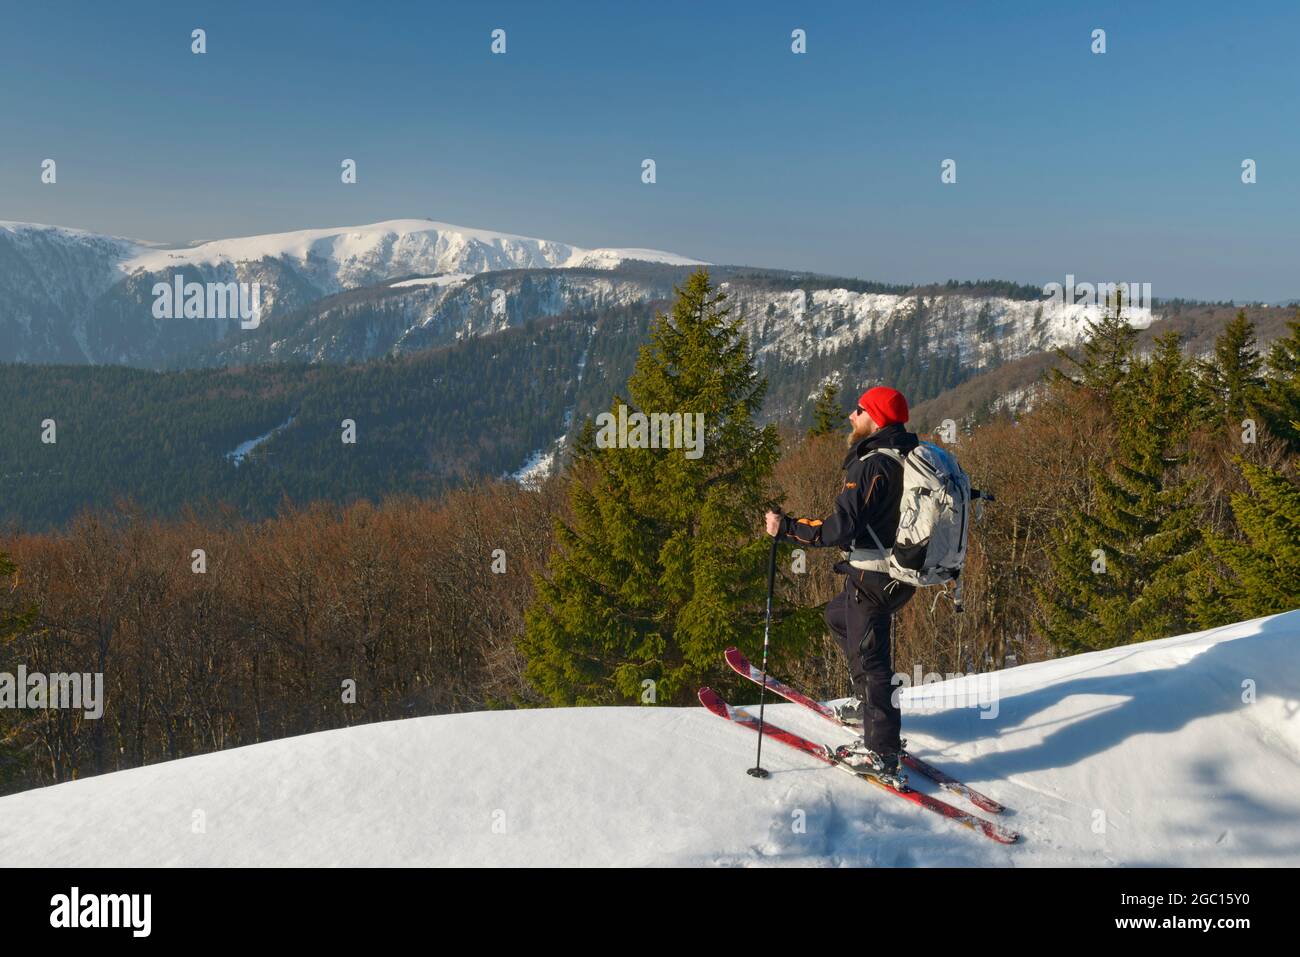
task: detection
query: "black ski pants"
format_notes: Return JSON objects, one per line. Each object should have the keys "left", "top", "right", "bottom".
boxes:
{"left": 825, "top": 570, "right": 915, "bottom": 754}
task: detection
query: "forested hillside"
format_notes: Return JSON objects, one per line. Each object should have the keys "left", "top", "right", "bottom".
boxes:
{"left": 0, "top": 306, "right": 653, "bottom": 528}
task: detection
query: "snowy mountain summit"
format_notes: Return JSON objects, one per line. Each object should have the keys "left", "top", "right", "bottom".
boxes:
{"left": 2, "top": 611, "right": 1297, "bottom": 866}
{"left": 121, "top": 218, "right": 707, "bottom": 291}
{"left": 0, "top": 217, "right": 703, "bottom": 298}
{"left": 0, "top": 219, "right": 705, "bottom": 363}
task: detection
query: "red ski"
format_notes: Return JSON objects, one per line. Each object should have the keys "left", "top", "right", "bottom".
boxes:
{"left": 723, "top": 647, "right": 1007, "bottom": 815}
{"left": 698, "top": 687, "right": 1019, "bottom": 844}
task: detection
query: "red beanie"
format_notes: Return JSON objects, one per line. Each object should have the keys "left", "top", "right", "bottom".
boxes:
{"left": 858, "top": 386, "right": 909, "bottom": 427}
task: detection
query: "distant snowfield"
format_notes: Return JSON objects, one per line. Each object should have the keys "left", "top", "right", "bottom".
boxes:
{"left": 2, "top": 612, "right": 1297, "bottom": 866}
{"left": 509, "top": 442, "right": 561, "bottom": 489}
{"left": 730, "top": 285, "right": 1158, "bottom": 366}
{"left": 388, "top": 274, "right": 473, "bottom": 289}
{"left": 0, "top": 219, "right": 706, "bottom": 307}
{"left": 121, "top": 219, "right": 706, "bottom": 279}
{"left": 225, "top": 415, "right": 294, "bottom": 466}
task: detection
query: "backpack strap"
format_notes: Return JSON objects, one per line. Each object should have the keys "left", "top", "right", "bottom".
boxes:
{"left": 851, "top": 447, "right": 906, "bottom": 561}
{"left": 861, "top": 516, "right": 888, "bottom": 554}
{"left": 859, "top": 447, "right": 905, "bottom": 465}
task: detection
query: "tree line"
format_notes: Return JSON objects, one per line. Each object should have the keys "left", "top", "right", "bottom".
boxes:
{"left": 3, "top": 271, "right": 1297, "bottom": 795}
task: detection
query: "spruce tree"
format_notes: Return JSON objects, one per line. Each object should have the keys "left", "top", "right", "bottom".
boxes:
{"left": 1037, "top": 332, "right": 1200, "bottom": 650}
{"left": 1199, "top": 461, "right": 1300, "bottom": 620}
{"left": 1198, "top": 310, "right": 1264, "bottom": 423}
{"left": 809, "top": 380, "right": 842, "bottom": 437}
{"left": 1051, "top": 285, "right": 1139, "bottom": 401}
{"left": 1261, "top": 308, "right": 1300, "bottom": 451}
{"left": 521, "top": 270, "right": 817, "bottom": 705}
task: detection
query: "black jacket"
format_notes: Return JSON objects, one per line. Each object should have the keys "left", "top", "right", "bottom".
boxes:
{"left": 779, "top": 423, "right": 920, "bottom": 556}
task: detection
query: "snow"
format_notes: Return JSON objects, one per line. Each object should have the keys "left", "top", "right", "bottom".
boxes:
{"left": 0, "top": 221, "right": 705, "bottom": 352}
{"left": 0, "top": 221, "right": 147, "bottom": 320}
{"left": 734, "top": 286, "right": 1158, "bottom": 367}
{"left": 121, "top": 220, "right": 705, "bottom": 280}
{"left": 388, "top": 274, "right": 472, "bottom": 289}
{"left": 0, "top": 219, "right": 705, "bottom": 275}
{"left": 509, "top": 442, "right": 562, "bottom": 489}
{"left": 0, "top": 220, "right": 138, "bottom": 244}
{"left": 225, "top": 416, "right": 294, "bottom": 466}
{"left": 568, "top": 247, "right": 703, "bottom": 269}
{"left": 2, "top": 610, "right": 1297, "bottom": 866}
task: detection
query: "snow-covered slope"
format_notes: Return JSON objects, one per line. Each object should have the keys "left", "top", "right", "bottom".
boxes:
{"left": 721, "top": 283, "right": 1156, "bottom": 369}
{"left": 0, "top": 223, "right": 148, "bottom": 362}
{"left": 3, "top": 611, "right": 1297, "bottom": 866}
{"left": 1, "top": 218, "right": 702, "bottom": 286}
{"left": 121, "top": 218, "right": 705, "bottom": 289}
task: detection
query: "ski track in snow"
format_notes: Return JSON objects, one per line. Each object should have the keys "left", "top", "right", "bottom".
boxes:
{"left": 1, "top": 611, "right": 1298, "bottom": 866}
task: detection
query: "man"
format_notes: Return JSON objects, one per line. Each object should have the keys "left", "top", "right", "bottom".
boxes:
{"left": 764, "top": 385, "right": 918, "bottom": 781}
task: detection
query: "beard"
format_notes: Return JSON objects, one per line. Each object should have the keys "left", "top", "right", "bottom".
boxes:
{"left": 846, "top": 416, "right": 877, "bottom": 447}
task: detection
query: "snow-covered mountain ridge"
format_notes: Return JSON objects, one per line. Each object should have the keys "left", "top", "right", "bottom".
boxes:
{"left": 0, "top": 219, "right": 703, "bottom": 364}
{"left": 1, "top": 218, "right": 1170, "bottom": 372}
{"left": 119, "top": 218, "right": 705, "bottom": 287}
{"left": 1, "top": 218, "right": 703, "bottom": 293}
{"left": 720, "top": 282, "right": 1155, "bottom": 368}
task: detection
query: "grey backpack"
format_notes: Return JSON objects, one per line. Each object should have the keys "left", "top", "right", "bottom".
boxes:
{"left": 851, "top": 442, "right": 972, "bottom": 589}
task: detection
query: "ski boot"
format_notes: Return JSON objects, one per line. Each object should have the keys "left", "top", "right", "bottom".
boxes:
{"left": 834, "top": 738, "right": 908, "bottom": 789}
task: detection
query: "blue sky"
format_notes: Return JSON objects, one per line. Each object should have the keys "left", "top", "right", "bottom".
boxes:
{"left": 2, "top": 0, "right": 1297, "bottom": 300}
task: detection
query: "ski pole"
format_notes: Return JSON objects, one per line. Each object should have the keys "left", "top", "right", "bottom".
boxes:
{"left": 748, "top": 529, "right": 780, "bottom": 779}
